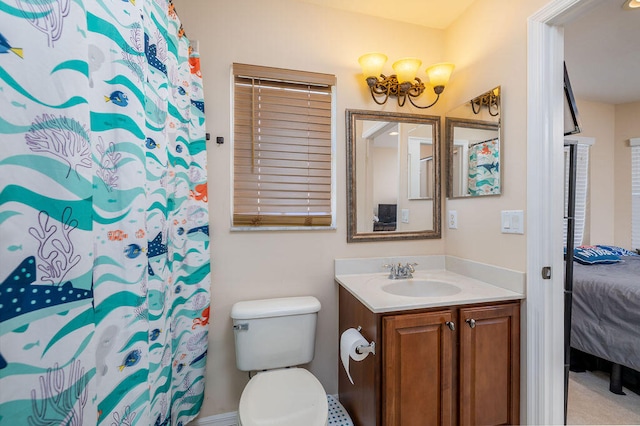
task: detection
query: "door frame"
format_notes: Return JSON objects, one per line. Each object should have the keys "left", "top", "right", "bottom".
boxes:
{"left": 526, "top": 0, "right": 599, "bottom": 423}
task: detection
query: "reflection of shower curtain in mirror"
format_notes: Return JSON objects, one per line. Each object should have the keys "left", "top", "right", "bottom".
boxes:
{"left": 0, "top": 1, "right": 210, "bottom": 425}
{"left": 468, "top": 139, "right": 500, "bottom": 196}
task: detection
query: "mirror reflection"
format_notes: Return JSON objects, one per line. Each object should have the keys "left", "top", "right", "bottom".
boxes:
{"left": 346, "top": 110, "right": 441, "bottom": 242}
{"left": 408, "top": 137, "right": 434, "bottom": 200}
{"left": 446, "top": 86, "right": 501, "bottom": 198}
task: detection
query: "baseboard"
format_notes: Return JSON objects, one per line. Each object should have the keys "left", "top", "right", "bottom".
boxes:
{"left": 189, "top": 411, "right": 239, "bottom": 426}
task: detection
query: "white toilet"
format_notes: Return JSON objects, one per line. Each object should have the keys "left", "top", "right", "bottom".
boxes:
{"left": 230, "top": 296, "right": 338, "bottom": 426}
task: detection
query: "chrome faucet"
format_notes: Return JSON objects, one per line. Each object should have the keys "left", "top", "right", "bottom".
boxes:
{"left": 383, "top": 262, "right": 417, "bottom": 279}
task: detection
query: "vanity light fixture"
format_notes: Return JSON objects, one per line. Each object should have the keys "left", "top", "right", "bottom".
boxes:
{"left": 623, "top": 0, "right": 640, "bottom": 10}
{"left": 358, "top": 53, "right": 454, "bottom": 109}
{"left": 470, "top": 87, "right": 500, "bottom": 116}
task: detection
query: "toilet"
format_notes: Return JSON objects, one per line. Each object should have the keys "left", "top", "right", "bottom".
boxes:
{"left": 231, "top": 296, "right": 352, "bottom": 426}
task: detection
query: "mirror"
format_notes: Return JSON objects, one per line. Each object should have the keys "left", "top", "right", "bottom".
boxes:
{"left": 346, "top": 109, "right": 441, "bottom": 242}
{"left": 446, "top": 86, "right": 501, "bottom": 198}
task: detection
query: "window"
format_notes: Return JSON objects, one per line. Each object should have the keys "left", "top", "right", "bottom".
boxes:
{"left": 563, "top": 138, "right": 592, "bottom": 247}
{"left": 632, "top": 139, "right": 640, "bottom": 249}
{"left": 232, "top": 63, "right": 336, "bottom": 229}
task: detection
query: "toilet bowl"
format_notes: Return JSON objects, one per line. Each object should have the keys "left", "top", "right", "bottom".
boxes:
{"left": 238, "top": 368, "right": 328, "bottom": 426}
{"left": 231, "top": 296, "right": 352, "bottom": 426}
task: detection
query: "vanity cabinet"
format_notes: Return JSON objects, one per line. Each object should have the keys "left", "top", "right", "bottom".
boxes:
{"left": 338, "top": 286, "right": 520, "bottom": 426}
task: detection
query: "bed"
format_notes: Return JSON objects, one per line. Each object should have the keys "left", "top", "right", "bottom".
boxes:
{"left": 570, "top": 250, "right": 640, "bottom": 392}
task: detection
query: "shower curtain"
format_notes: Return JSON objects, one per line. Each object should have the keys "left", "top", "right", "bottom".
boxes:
{"left": 0, "top": 1, "right": 210, "bottom": 425}
{"left": 467, "top": 139, "right": 500, "bottom": 196}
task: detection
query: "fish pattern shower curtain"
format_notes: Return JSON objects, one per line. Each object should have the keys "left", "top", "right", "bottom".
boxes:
{"left": 0, "top": 1, "right": 210, "bottom": 425}
{"left": 467, "top": 139, "right": 500, "bottom": 196}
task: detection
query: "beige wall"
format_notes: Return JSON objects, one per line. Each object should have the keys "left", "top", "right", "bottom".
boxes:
{"left": 573, "top": 99, "right": 616, "bottom": 245}
{"left": 443, "top": 0, "right": 547, "bottom": 270}
{"left": 571, "top": 99, "right": 640, "bottom": 248}
{"left": 175, "top": 0, "right": 547, "bottom": 418}
{"left": 614, "top": 101, "right": 640, "bottom": 247}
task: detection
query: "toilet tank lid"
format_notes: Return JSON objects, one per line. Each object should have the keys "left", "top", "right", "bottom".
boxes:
{"left": 231, "top": 296, "right": 321, "bottom": 320}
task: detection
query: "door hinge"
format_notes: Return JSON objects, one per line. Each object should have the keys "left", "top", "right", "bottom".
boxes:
{"left": 541, "top": 266, "right": 551, "bottom": 279}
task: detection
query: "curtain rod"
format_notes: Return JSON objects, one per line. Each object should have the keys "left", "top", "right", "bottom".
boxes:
{"left": 469, "top": 137, "right": 498, "bottom": 147}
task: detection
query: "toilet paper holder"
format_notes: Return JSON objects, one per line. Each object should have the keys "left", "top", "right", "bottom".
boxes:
{"left": 354, "top": 326, "right": 376, "bottom": 356}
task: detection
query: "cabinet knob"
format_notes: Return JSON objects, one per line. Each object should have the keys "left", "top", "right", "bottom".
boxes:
{"left": 445, "top": 321, "right": 455, "bottom": 331}
{"left": 466, "top": 318, "right": 476, "bottom": 329}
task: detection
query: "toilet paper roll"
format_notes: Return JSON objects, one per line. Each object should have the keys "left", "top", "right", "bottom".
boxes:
{"left": 340, "top": 328, "right": 370, "bottom": 385}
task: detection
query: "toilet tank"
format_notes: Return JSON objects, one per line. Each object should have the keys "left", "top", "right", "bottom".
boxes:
{"left": 231, "top": 296, "right": 321, "bottom": 371}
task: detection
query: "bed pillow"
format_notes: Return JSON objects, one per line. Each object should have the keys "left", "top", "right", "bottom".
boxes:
{"left": 572, "top": 245, "right": 622, "bottom": 265}
{"left": 595, "top": 245, "right": 639, "bottom": 257}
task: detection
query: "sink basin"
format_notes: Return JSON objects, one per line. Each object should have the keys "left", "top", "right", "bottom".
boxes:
{"left": 382, "top": 279, "right": 461, "bottom": 297}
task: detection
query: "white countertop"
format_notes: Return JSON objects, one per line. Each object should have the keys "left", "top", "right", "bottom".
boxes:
{"left": 335, "top": 256, "right": 525, "bottom": 313}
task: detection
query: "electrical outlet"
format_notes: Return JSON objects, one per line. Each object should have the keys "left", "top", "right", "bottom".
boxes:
{"left": 448, "top": 210, "right": 458, "bottom": 229}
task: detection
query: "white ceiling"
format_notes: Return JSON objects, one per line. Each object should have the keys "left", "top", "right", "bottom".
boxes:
{"left": 296, "top": 0, "right": 640, "bottom": 105}
{"left": 564, "top": 0, "right": 640, "bottom": 105}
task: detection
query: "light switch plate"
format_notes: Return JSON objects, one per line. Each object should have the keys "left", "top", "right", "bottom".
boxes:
{"left": 501, "top": 210, "right": 524, "bottom": 234}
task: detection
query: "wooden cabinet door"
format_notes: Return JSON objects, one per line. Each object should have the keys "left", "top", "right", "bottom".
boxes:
{"left": 382, "top": 310, "right": 454, "bottom": 426}
{"left": 459, "top": 303, "right": 520, "bottom": 426}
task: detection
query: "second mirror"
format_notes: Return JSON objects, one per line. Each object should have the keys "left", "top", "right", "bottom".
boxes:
{"left": 446, "top": 86, "right": 501, "bottom": 198}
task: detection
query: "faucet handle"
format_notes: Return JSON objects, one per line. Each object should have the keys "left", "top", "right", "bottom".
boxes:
{"left": 383, "top": 263, "right": 398, "bottom": 278}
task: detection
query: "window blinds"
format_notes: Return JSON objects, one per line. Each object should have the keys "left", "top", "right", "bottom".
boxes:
{"left": 232, "top": 63, "right": 335, "bottom": 228}
{"left": 563, "top": 143, "right": 589, "bottom": 247}
{"left": 632, "top": 145, "right": 640, "bottom": 249}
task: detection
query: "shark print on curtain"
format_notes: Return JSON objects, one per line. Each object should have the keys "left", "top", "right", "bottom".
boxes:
{"left": 0, "top": 1, "right": 210, "bottom": 425}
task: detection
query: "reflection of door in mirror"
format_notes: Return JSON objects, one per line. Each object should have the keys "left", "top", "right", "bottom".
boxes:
{"left": 408, "top": 137, "right": 433, "bottom": 200}
{"left": 420, "top": 158, "right": 432, "bottom": 198}
{"left": 452, "top": 140, "right": 469, "bottom": 196}
{"left": 396, "top": 123, "right": 434, "bottom": 233}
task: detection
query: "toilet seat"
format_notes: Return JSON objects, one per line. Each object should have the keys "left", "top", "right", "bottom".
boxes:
{"left": 239, "top": 367, "right": 328, "bottom": 426}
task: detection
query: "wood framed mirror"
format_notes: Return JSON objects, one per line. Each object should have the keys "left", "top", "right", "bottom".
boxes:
{"left": 446, "top": 86, "right": 502, "bottom": 198}
{"left": 346, "top": 109, "right": 441, "bottom": 242}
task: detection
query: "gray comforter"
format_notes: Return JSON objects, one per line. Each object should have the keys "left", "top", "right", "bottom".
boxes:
{"left": 571, "top": 255, "right": 640, "bottom": 371}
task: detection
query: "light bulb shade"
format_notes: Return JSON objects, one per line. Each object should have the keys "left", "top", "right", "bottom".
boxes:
{"left": 426, "top": 62, "right": 455, "bottom": 88}
{"left": 358, "top": 53, "right": 388, "bottom": 77}
{"left": 624, "top": 0, "right": 640, "bottom": 9}
{"left": 392, "top": 58, "right": 422, "bottom": 83}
